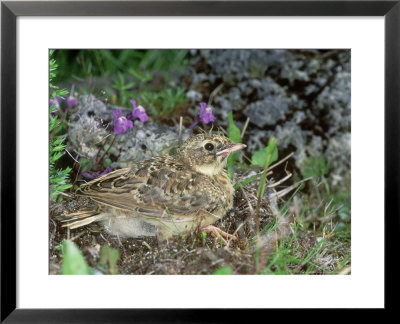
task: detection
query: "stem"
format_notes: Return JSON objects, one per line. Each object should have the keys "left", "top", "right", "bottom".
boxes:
{"left": 98, "top": 133, "right": 117, "bottom": 167}
{"left": 72, "top": 163, "right": 81, "bottom": 189}
{"left": 178, "top": 116, "right": 183, "bottom": 148}
{"left": 254, "top": 146, "right": 275, "bottom": 238}
{"left": 254, "top": 163, "right": 269, "bottom": 234}
{"left": 95, "top": 136, "right": 110, "bottom": 164}
{"left": 240, "top": 117, "right": 250, "bottom": 138}
{"left": 254, "top": 195, "right": 261, "bottom": 234}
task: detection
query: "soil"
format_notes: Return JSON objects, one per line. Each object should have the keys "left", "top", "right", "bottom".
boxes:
{"left": 49, "top": 166, "right": 348, "bottom": 275}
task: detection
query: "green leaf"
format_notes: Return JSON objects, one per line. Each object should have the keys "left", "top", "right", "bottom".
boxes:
{"left": 255, "top": 137, "right": 278, "bottom": 198}
{"left": 61, "top": 240, "right": 90, "bottom": 275}
{"left": 301, "top": 156, "right": 330, "bottom": 178}
{"left": 338, "top": 206, "right": 350, "bottom": 221}
{"left": 99, "top": 245, "right": 120, "bottom": 275}
{"left": 50, "top": 177, "right": 65, "bottom": 184}
{"left": 103, "top": 158, "right": 112, "bottom": 168}
{"left": 56, "top": 184, "right": 72, "bottom": 191}
{"left": 335, "top": 222, "right": 347, "bottom": 232}
{"left": 227, "top": 153, "right": 238, "bottom": 180}
{"left": 63, "top": 167, "right": 72, "bottom": 174}
{"left": 122, "top": 82, "right": 135, "bottom": 90}
{"left": 227, "top": 111, "right": 242, "bottom": 180}
{"left": 79, "top": 158, "right": 92, "bottom": 173}
{"left": 50, "top": 152, "right": 63, "bottom": 163}
{"left": 52, "top": 137, "right": 64, "bottom": 146}
{"left": 227, "top": 111, "right": 241, "bottom": 143}
{"left": 234, "top": 173, "right": 262, "bottom": 189}
{"left": 251, "top": 138, "right": 278, "bottom": 168}
{"left": 213, "top": 266, "right": 233, "bottom": 275}
{"left": 52, "top": 145, "right": 66, "bottom": 152}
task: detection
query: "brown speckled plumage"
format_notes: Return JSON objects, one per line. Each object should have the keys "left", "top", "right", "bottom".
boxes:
{"left": 61, "top": 133, "right": 246, "bottom": 240}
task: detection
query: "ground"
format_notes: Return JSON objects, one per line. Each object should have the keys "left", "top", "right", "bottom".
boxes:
{"left": 49, "top": 166, "right": 351, "bottom": 275}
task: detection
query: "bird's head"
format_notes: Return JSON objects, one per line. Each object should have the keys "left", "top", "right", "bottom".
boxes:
{"left": 178, "top": 133, "right": 246, "bottom": 176}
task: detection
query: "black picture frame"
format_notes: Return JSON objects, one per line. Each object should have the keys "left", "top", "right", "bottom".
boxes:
{"left": 1, "top": 0, "right": 398, "bottom": 321}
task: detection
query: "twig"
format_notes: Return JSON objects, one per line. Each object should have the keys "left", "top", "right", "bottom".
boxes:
{"left": 65, "top": 149, "right": 79, "bottom": 164}
{"left": 208, "top": 84, "right": 224, "bottom": 106}
{"left": 240, "top": 187, "right": 255, "bottom": 217}
{"left": 266, "top": 152, "right": 294, "bottom": 172}
{"left": 57, "top": 192, "right": 74, "bottom": 198}
{"left": 70, "top": 232, "right": 85, "bottom": 241}
{"left": 242, "top": 154, "right": 253, "bottom": 164}
{"left": 239, "top": 186, "right": 260, "bottom": 242}
{"left": 254, "top": 199, "right": 261, "bottom": 235}
{"left": 227, "top": 222, "right": 245, "bottom": 247}
{"left": 94, "top": 264, "right": 109, "bottom": 274}
{"left": 95, "top": 135, "right": 110, "bottom": 163}
{"left": 240, "top": 117, "right": 250, "bottom": 138}
{"left": 234, "top": 170, "right": 272, "bottom": 190}
{"left": 253, "top": 149, "right": 280, "bottom": 235}
{"left": 240, "top": 186, "right": 259, "bottom": 239}
{"left": 178, "top": 116, "right": 183, "bottom": 148}
{"left": 338, "top": 266, "right": 351, "bottom": 275}
{"left": 267, "top": 172, "right": 292, "bottom": 188}
{"left": 243, "top": 152, "right": 293, "bottom": 170}
{"left": 218, "top": 126, "right": 228, "bottom": 136}
{"left": 97, "top": 133, "right": 117, "bottom": 166}
{"left": 72, "top": 163, "right": 81, "bottom": 188}
{"left": 116, "top": 233, "right": 123, "bottom": 247}
{"left": 142, "top": 240, "right": 152, "bottom": 252}
{"left": 270, "top": 177, "right": 313, "bottom": 199}
{"left": 94, "top": 133, "right": 112, "bottom": 145}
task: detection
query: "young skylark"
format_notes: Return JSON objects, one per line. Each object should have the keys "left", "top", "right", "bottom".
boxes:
{"left": 60, "top": 133, "right": 246, "bottom": 242}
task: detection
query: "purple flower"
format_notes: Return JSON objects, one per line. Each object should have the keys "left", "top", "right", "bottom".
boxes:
{"left": 189, "top": 102, "right": 216, "bottom": 129}
{"left": 65, "top": 95, "right": 78, "bottom": 108}
{"left": 81, "top": 171, "right": 95, "bottom": 179}
{"left": 97, "top": 167, "right": 112, "bottom": 178}
{"left": 113, "top": 108, "right": 133, "bottom": 135}
{"left": 128, "top": 99, "right": 148, "bottom": 123}
{"left": 49, "top": 95, "right": 78, "bottom": 113}
{"left": 49, "top": 97, "right": 62, "bottom": 115}
{"left": 49, "top": 97, "right": 62, "bottom": 109}
{"left": 82, "top": 167, "right": 112, "bottom": 180}
{"left": 189, "top": 115, "right": 201, "bottom": 130}
{"left": 199, "top": 102, "right": 215, "bottom": 124}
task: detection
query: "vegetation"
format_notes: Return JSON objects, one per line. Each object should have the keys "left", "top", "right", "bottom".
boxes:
{"left": 53, "top": 50, "right": 190, "bottom": 121}
{"left": 49, "top": 50, "right": 72, "bottom": 201}
{"left": 53, "top": 49, "right": 191, "bottom": 81}
{"left": 49, "top": 49, "right": 351, "bottom": 275}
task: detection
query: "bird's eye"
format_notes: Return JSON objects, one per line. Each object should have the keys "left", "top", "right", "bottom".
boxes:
{"left": 204, "top": 143, "right": 214, "bottom": 151}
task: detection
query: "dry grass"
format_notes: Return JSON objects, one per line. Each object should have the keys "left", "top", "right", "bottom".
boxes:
{"left": 49, "top": 160, "right": 351, "bottom": 275}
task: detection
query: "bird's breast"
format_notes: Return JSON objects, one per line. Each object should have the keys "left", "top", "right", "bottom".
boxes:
{"left": 214, "top": 172, "right": 234, "bottom": 211}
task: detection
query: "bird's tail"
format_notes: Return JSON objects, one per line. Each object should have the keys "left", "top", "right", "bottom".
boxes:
{"left": 58, "top": 209, "right": 104, "bottom": 229}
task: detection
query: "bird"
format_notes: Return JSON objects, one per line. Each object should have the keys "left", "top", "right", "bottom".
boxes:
{"left": 59, "top": 132, "right": 246, "bottom": 243}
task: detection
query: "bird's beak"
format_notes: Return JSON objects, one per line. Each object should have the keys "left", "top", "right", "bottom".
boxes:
{"left": 216, "top": 143, "right": 246, "bottom": 157}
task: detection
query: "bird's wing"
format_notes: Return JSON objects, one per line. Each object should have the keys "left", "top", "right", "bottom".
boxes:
{"left": 78, "top": 157, "right": 223, "bottom": 220}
